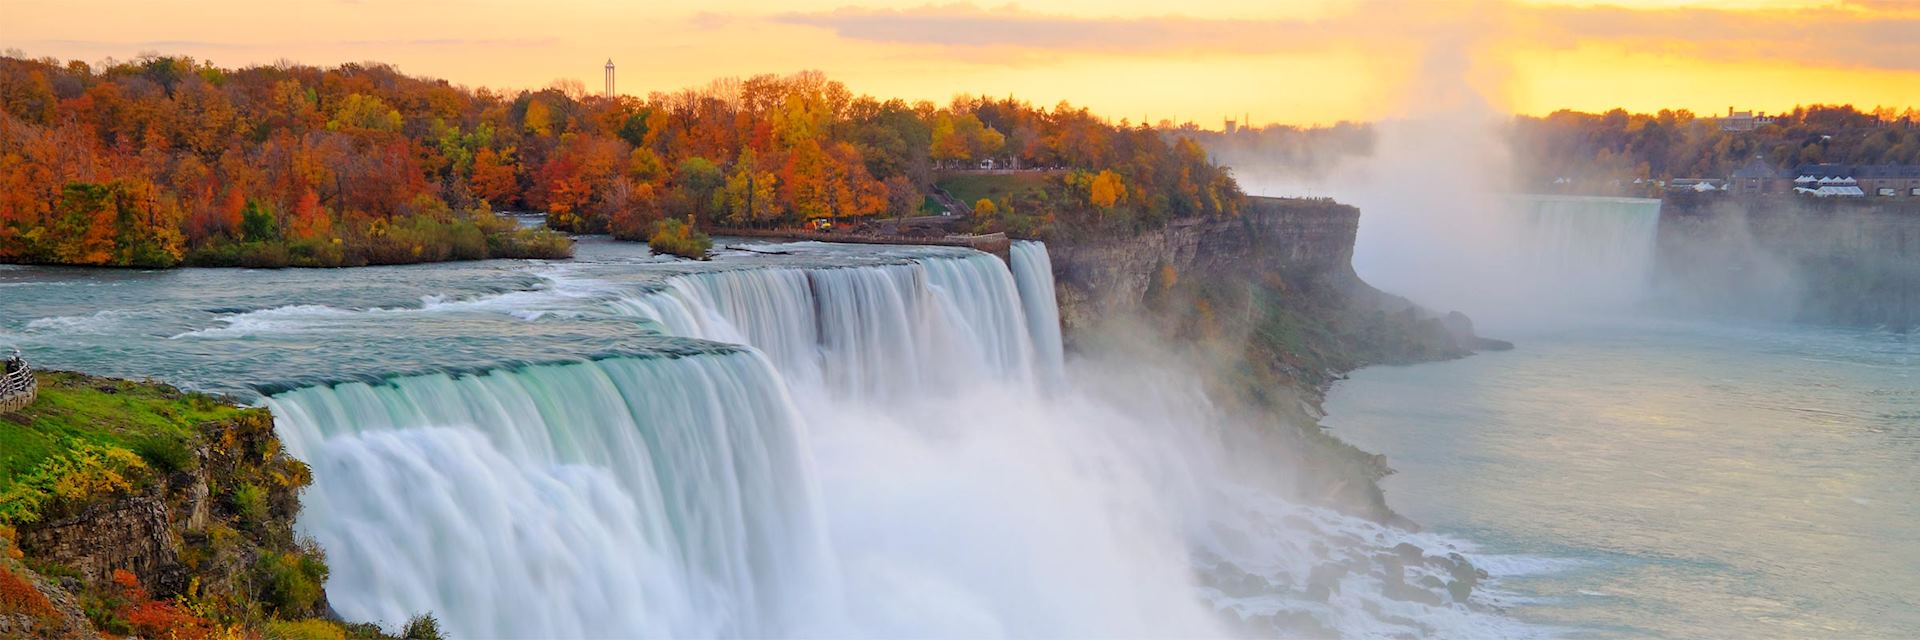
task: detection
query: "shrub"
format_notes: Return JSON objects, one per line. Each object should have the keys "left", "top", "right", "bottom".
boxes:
{"left": 0, "top": 440, "right": 149, "bottom": 525}
{"left": 230, "top": 483, "right": 268, "bottom": 525}
{"left": 266, "top": 618, "right": 349, "bottom": 640}
{"left": 489, "top": 227, "right": 573, "bottom": 259}
{"left": 402, "top": 613, "right": 444, "bottom": 640}
{"left": 255, "top": 547, "right": 328, "bottom": 616}
{"left": 132, "top": 434, "right": 195, "bottom": 474}
{"left": 0, "top": 564, "right": 58, "bottom": 622}
{"left": 647, "top": 217, "right": 711, "bottom": 260}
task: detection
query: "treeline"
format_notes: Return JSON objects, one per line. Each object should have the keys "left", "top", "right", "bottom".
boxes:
{"left": 0, "top": 55, "right": 571, "bottom": 267}
{"left": 0, "top": 53, "right": 1245, "bottom": 266}
{"left": 1511, "top": 105, "right": 1920, "bottom": 195}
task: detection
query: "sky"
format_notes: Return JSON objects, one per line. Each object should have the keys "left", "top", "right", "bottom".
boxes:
{"left": 2, "top": 0, "right": 1916, "bottom": 126}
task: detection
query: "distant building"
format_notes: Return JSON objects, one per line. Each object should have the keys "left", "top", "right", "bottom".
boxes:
{"left": 1730, "top": 156, "right": 1789, "bottom": 193}
{"left": 1855, "top": 164, "right": 1920, "bottom": 197}
{"left": 1785, "top": 163, "right": 1920, "bottom": 198}
{"left": 604, "top": 59, "right": 615, "bottom": 98}
{"left": 1719, "top": 107, "right": 1775, "bottom": 132}
{"left": 1667, "top": 178, "right": 1727, "bottom": 193}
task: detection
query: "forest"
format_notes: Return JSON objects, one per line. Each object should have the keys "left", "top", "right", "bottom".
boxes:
{"left": 1187, "top": 105, "right": 1919, "bottom": 198}
{"left": 0, "top": 53, "right": 1243, "bottom": 267}
{"left": 1509, "top": 106, "right": 1920, "bottom": 195}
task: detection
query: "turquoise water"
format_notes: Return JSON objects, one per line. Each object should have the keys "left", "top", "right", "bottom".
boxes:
{"left": 1323, "top": 320, "right": 1920, "bottom": 638}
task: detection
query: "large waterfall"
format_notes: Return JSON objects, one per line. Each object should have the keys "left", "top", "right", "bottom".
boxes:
{"left": 1351, "top": 191, "right": 1665, "bottom": 332}
{"left": 267, "top": 353, "right": 835, "bottom": 638}
{"left": 1510, "top": 196, "right": 1663, "bottom": 311}
{"left": 607, "top": 250, "right": 1041, "bottom": 399}
{"left": 257, "top": 240, "right": 1529, "bottom": 638}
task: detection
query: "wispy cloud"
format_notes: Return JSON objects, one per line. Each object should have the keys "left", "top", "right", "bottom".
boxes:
{"left": 25, "top": 37, "right": 560, "bottom": 52}
{"left": 775, "top": 2, "right": 1920, "bottom": 71}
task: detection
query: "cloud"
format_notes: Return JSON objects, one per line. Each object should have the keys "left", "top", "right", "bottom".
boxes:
{"left": 773, "top": 5, "right": 1374, "bottom": 56}
{"left": 1519, "top": 5, "right": 1920, "bottom": 71}
{"left": 25, "top": 37, "right": 559, "bottom": 52}
{"left": 776, "top": 2, "right": 1920, "bottom": 72}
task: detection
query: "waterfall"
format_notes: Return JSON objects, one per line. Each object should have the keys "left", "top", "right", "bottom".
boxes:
{"left": 1510, "top": 196, "right": 1663, "bottom": 311}
{"left": 267, "top": 353, "right": 837, "bottom": 638}
{"left": 266, "top": 241, "right": 1521, "bottom": 638}
{"left": 1010, "top": 240, "right": 1066, "bottom": 382}
{"left": 610, "top": 252, "right": 1047, "bottom": 399}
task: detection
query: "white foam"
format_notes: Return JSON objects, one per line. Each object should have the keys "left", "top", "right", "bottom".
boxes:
{"left": 173, "top": 267, "right": 620, "bottom": 339}
{"left": 24, "top": 309, "right": 140, "bottom": 334}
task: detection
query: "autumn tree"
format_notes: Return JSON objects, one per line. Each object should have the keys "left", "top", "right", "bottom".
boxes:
{"left": 721, "top": 148, "right": 778, "bottom": 226}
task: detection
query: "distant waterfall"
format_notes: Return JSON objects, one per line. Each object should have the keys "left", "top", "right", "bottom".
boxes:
{"left": 1511, "top": 196, "right": 1663, "bottom": 310}
{"left": 611, "top": 252, "right": 1048, "bottom": 399}
{"left": 267, "top": 353, "right": 837, "bottom": 638}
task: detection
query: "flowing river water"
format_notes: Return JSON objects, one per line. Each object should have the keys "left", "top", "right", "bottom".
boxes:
{"left": 1324, "top": 320, "right": 1920, "bottom": 638}
{"left": 0, "top": 238, "right": 1535, "bottom": 638}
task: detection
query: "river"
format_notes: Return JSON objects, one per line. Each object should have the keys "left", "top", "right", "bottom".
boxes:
{"left": 1325, "top": 319, "right": 1920, "bottom": 638}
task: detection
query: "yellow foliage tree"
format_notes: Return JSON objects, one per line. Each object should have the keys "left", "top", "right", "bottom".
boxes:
{"left": 1089, "top": 170, "right": 1125, "bottom": 209}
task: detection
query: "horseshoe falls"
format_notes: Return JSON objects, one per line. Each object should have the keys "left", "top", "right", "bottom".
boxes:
{"left": 0, "top": 239, "right": 1530, "bottom": 638}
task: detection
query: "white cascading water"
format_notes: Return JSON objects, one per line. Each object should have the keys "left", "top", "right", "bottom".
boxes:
{"left": 1508, "top": 196, "right": 1663, "bottom": 312}
{"left": 1009, "top": 240, "right": 1066, "bottom": 383}
{"left": 610, "top": 252, "right": 1039, "bottom": 399}
{"left": 270, "top": 243, "right": 1537, "bottom": 638}
{"left": 267, "top": 353, "right": 837, "bottom": 638}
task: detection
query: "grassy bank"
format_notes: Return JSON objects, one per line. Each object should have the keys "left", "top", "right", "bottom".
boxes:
{"left": 936, "top": 172, "right": 1058, "bottom": 210}
{"left": 0, "top": 372, "right": 246, "bottom": 524}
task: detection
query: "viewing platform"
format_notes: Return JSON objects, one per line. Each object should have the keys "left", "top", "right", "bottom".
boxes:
{"left": 1, "top": 353, "right": 36, "bottom": 414}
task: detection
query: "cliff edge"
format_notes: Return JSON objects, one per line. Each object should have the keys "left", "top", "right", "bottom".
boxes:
{"left": 0, "top": 372, "right": 432, "bottom": 639}
{"left": 1047, "top": 196, "right": 1484, "bottom": 523}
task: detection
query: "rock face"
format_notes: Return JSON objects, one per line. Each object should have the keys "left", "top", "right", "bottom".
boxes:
{"left": 15, "top": 489, "right": 178, "bottom": 593}
{"left": 14, "top": 409, "right": 321, "bottom": 616}
{"left": 1043, "top": 196, "right": 1481, "bottom": 524}
{"left": 1049, "top": 197, "right": 1365, "bottom": 335}
{"left": 1656, "top": 197, "right": 1920, "bottom": 330}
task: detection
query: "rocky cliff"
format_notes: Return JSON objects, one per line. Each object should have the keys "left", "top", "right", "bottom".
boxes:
{"left": 0, "top": 372, "right": 364, "bottom": 639}
{"left": 1656, "top": 197, "right": 1920, "bottom": 330}
{"left": 1046, "top": 196, "right": 1478, "bottom": 525}
{"left": 1049, "top": 197, "right": 1366, "bottom": 335}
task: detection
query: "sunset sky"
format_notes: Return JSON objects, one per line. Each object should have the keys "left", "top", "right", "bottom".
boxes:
{"left": 3, "top": 0, "right": 1915, "bottom": 126}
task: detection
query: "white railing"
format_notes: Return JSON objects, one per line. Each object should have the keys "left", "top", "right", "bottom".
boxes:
{"left": 0, "top": 359, "right": 35, "bottom": 412}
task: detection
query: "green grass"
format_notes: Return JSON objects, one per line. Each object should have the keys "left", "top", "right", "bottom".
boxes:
{"left": 0, "top": 371, "right": 248, "bottom": 496}
{"left": 935, "top": 172, "right": 1057, "bottom": 210}
{"left": 918, "top": 195, "right": 946, "bottom": 215}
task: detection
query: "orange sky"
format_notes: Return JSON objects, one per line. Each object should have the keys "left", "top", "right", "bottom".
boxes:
{"left": 2, "top": 0, "right": 1915, "bottom": 126}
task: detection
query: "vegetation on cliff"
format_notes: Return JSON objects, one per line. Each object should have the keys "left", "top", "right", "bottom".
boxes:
{"left": 0, "top": 371, "right": 436, "bottom": 639}
{"left": 0, "top": 372, "right": 248, "bottom": 524}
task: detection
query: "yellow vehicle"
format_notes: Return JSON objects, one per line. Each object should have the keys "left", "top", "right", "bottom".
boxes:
{"left": 809, "top": 218, "right": 834, "bottom": 232}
